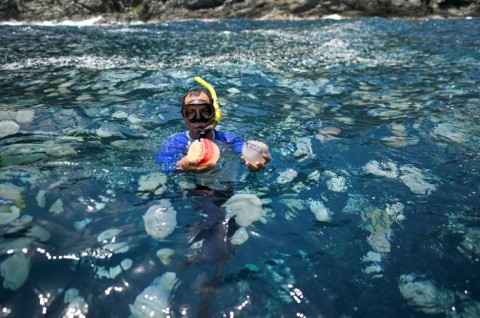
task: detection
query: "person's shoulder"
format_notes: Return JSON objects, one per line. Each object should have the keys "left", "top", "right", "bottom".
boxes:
{"left": 163, "top": 131, "right": 189, "bottom": 146}
{"left": 214, "top": 129, "right": 239, "bottom": 139}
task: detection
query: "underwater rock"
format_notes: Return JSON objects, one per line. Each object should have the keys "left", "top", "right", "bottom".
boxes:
{"left": 398, "top": 274, "right": 452, "bottom": 314}
{"left": 1, "top": 252, "right": 30, "bottom": 290}
{"left": 230, "top": 227, "right": 249, "bottom": 245}
{"left": 0, "top": 120, "right": 20, "bottom": 137}
{"left": 399, "top": 165, "right": 437, "bottom": 195}
{"left": 223, "top": 193, "right": 263, "bottom": 227}
{"left": 144, "top": 200, "right": 177, "bottom": 240}
{"left": 157, "top": 248, "right": 174, "bottom": 266}
{"left": 63, "top": 288, "right": 89, "bottom": 317}
{"left": 277, "top": 169, "right": 298, "bottom": 184}
{"left": 308, "top": 199, "right": 331, "bottom": 222}
{"left": 363, "top": 160, "right": 398, "bottom": 178}
{"left": 130, "top": 272, "right": 178, "bottom": 318}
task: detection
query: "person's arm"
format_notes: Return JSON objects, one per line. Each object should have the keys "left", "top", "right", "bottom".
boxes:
{"left": 155, "top": 133, "right": 189, "bottom": 173}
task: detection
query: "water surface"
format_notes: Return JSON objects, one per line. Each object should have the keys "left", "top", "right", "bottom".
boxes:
{"left": 0, "top": 18, "right": 479, "bottom": 317}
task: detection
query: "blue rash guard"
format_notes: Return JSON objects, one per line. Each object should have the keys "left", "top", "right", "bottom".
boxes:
{"left": 155, "top": 129, "right": 244, "bottom": 173}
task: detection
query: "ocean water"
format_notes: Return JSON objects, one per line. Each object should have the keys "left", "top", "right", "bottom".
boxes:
{"left": 0, "top": 17, "right": 479, "bottom": 317}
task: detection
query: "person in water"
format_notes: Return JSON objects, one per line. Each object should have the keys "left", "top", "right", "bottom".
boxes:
{"left": 155, "top": 79, "right": 269, "bottom": 316}
{"left": 155, "top": 86, "right": 270, "bottom": 173}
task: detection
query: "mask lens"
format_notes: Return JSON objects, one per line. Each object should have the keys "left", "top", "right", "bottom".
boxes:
{"left": 182, "top": 104, "right": 214, "bottom": 122}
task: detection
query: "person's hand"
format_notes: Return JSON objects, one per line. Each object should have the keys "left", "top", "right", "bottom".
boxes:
{"left": 242, "top": 153, "right": 271, "bottom": 171}
{"left": 176, "top": 156, "right": 216, "bottom": 173}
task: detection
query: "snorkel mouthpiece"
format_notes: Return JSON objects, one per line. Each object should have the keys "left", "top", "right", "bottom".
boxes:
{"left": 198, "top": 125, "right": 214, "bottom": 139}
{"left": 194, "top": 76, "right": 222, "bottom": 124}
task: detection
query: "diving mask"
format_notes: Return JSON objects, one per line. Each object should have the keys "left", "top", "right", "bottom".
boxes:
{"left": 181, "top": 100, "right": 215, "bottom": 123}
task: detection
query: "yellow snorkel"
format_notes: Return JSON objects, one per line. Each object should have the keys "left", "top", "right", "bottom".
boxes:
{"left": 194, "top": 76, "right": 222, "bottom": 125}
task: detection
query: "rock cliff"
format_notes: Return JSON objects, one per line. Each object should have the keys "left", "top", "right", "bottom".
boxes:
{"left": 1, "top": 0, "right": 479, "bottom": 23}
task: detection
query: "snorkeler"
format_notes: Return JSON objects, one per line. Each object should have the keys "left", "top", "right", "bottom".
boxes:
{"left": 155, "top": 77, "right": 270, "bottom": 173}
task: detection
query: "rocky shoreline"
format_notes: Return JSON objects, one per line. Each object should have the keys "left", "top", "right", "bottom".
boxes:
{"left": 1, "top": 0, "right": 479, "bottom": 24}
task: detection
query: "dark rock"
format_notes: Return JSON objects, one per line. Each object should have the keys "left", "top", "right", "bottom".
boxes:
{"left": 1, "top": 0, "right": 479, "bottom": 23}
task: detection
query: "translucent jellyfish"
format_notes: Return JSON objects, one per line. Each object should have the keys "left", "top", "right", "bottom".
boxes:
{"left": 230, "top": 227, "right": 249, "bottom": 245}
{"left": 309, "top": 200, "right": 331, "bottom": 222}
{"left": 277, "top": 169, "right": 298, "bottom": 184}
{"left": 144, "top": 200, "right": 177, "bottom": 240}
{"left": 63, "top": 288, "right": 89, "bottom": 317}
{"left": 458, "top": 228, "right": 480, "bottom": 260}
{"left": 398, "top": 273, "right": 453, "bottom": 314}
{"left": 95, "top": 258, "right": 132, "bottom": 279}
{"left": 48, "top": 198, "right": 64, "bottom": 214}
{"left": 15, "top": 110, "right": 35, "bottom": 124}
{"left": 138, "top": 172, "right": 167, "bottom": 195}
{"left": 315, "top": 126, "right": 341, "bottom": 143}
{"left": 43, "top": 141, "right": 76, "bottom": 157}
{"left": 242, "top": 140, "right": 269, "bottom": 164}
{"left": 367, "top": 232, "right": 391, "bottom": 253}
{"left": 0, "top": 120, "right": 20, "bottom": 137}
{"left": 324, "top": 170, "right": 347, "bottom": 192}
{"left": 104, "top": 242, "right": 129, "bottom": 254}
{"left": 97, "top": 228, "right": 122, "bottom": 242}
{"left": 0, "top": 208, "right": 20, "bottom": 225}
{"left": 156, "top": 248, "right": 175, "bottom": 266}
{"left": 112, "top": 110, "right": 128, "bottom": 119}
{"left": 399, "top": 165, "right": 437, "bottom": 195}
{"left": 386, "top": 202, "right": 406, "bottom": 221}
{"left": 130, "top": 272, "right": 178, "bottom": 318}
{"left": 293, "top": 137, "right": 314, "bottom": 161}
{"left": 223, "top": 194, "right": 263, "bottom": 227}
{"left": 1, "top": 252, "right": 30, "bottom": 290}
{"left": 36, "top": 189, "right": 47, "bottom": 208}
{"left": 0, "top": 182, "right": 23, "bottom": 201}
{"left": 431, "top": 122, "right": 466, "bottom": 143}
{"left": 363, "top": 160, "right": 398, "bottom": 178}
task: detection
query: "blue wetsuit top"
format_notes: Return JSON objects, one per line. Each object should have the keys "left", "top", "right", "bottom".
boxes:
{"left": 155, "top": 129, "right": 244, "bottom": 172}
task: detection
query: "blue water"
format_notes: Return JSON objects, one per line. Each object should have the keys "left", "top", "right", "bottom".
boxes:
{"left": 0, "top": 18, "right": 479, "bottom": 317}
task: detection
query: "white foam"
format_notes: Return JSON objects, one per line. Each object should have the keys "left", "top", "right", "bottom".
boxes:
{"left": 0, "top": 16, "right": 104, "bottom": 26}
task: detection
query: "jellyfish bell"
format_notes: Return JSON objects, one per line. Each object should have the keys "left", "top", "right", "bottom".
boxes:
{"left": 242, "top": 140, "right": 269, "bottom": 164}
{"left": 186, "top": 138, "right": 220, "bottom": 166}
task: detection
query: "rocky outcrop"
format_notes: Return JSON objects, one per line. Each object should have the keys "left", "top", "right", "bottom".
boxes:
{"left": 1, "top": 0, "right": 479, "bottom": 23}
